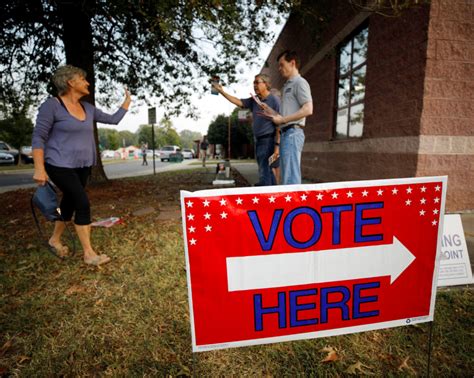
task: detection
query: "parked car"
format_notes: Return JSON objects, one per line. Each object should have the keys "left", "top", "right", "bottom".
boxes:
{"left": 0, "top": 152, "right": 15, "bottom": 165}
{"left": 101, "top": 150, "right": 120, "bottom": 159}
{"left": 159, "top": 145, "right": 182, "bottom": 162}
{"left": 182, "top": 148, "right": 195, "bottom": 159}
{"left": 20, "top": 146, "right": 34, "bottom": 164}
{"left": 145, "top": 149, "right": 160, "bottom": 158}
{"left": 0, "top": 141, "right": 19, "bottom": 164}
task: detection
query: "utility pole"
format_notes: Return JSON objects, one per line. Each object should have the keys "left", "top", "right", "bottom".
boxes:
{"left": 148, "top": 107, "right": 157, "bottom": 175}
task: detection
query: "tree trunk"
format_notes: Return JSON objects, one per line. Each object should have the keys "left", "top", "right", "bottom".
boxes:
{"left": 56, "top": 0, "right": 108, "bottom": 184}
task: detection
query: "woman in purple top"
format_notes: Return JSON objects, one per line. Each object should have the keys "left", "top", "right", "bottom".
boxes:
{"left": 32, "top": 65, "right": 131, "bottom": 266}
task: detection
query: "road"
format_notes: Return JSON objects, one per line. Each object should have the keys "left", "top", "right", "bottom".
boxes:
{"left": 0, "top": 158, "right": 198, "bottom": 193}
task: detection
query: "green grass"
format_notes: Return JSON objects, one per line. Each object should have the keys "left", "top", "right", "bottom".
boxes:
{"left": 0, "top": 169, "right": 472, "bottom": 376}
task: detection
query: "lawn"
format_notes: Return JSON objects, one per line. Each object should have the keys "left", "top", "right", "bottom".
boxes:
{"left": 0, "top": 168, "right": 472, "bottom": 376}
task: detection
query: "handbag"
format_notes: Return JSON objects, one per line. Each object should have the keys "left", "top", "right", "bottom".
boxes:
{"left": 31, "top": 181, "right": 61, "bottom": 221}
{"left": 31, "top": 181, "right": 76, "bottom": 258}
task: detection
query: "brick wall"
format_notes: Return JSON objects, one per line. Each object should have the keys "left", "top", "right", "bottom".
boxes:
{"left": 418, "top": 0, "right": 474, "bottom": 211}
{"left": 263, "top": 1, "right": 472, "bottom": 211}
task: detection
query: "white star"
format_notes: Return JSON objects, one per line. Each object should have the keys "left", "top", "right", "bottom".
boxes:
{"left": 433, "top": 209, "right": 439, "bottom": 215}
{"left": 188, "top": 226, "right": 196, "bottom": 233}
{"left": 204, "top": 212, "right": 211, "bottom": 220}
{"left": 421, "top": 186, "right": 427, "bottom": 193}
{"left": 219, "top": 198, "right": 227, "bottom": 206}
{"left": 202, "top": 200, "right": 210, "bottom": 207}
{"left": 419, "top": 210, "right": 426, "bottom": 216}
{"left": 406, "top": 187, "right": 413, "bottom": 194}
{"left": 432, "top": 220, "right": 438, "bottom": 226}
{"left": 186, "top": 200, "right": 193, "bottom": 208}
{"left": 434, "top": 197, "right": 440, "bottom": 204}
{"left": 300, "top": 194, "right": 307, "bottom": 201}
{"left": 377, "top": 189, "right": 383, "bottom": 196}
{"left": 190, "top": 238, "right": 197, "bottom": 245}
{"left": 362, "top": 190, "right": 368, "bottom": 197}
{"left": 346, "top": 191, "right": 353, "bottom": 198}
{"left": 405, "top": 199, "right": 412, "bottom": 206}
{"left": 285, "top": 195, "right": 292, "bottom": 202}
{"left": 435, "top": 185, "right": 441, "bottom": 192}
{"left": 392, "top": 188, "right": 399, "bottom": 195}
{"left": 316, "top": 193, "right": 324, "bottom": 200}
{"left": 252, "top": 197, "right": 259, "bottom": 204}
{"left": 420, "top": 198, "right": 426, "bottom": 205}
{"left": 331, "top": 192, "right": 338, "bottom": 199}
{"left": 220, "top": 211, "right": 228, "bottom": 219}
{"left": 187, "top": 214, "right": 194, "bottom": 221}
{"left": 205, "top": 225, "right": 212, "bottom": 232}
{"left": 236, "top": 197, "right": 243, "bottom": 205}
{"left": 268, "top": 196, "right": 276, "bottom": 203}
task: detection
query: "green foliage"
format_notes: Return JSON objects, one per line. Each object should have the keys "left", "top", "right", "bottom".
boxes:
{"left": 1, "top": 0, "right": 293, "bottom": 116}
{"left": 137, "top": 125, "right": 154, "bottom": 148}
{"left": 207, "top": 109, "right": 253, "bottom": 158}
{"left": 136, "top": 120, "right": 180, "bottom": 150}
{"left": 156, "top": 118, "right": 180, "bottom": 147}
{"left": 207, "top": 114, "right": 229, "bottom": 146}
{"left": 118, "top": 130, "right": 137, "bottom": 147}
{"left": 179, "top": 129, "right": 202, "bottom": 149}
{"left": 0, "top": 111, "right": 34, "bottom": 148}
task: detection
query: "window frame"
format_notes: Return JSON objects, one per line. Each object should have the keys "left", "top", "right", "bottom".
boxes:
{"left": 333, "top": 23, "right": 369, "bottom": 140}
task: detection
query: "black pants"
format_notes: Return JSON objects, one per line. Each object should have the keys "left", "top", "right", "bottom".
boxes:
{"left": 45, "top": 163, "right": 92, "bottom": 225}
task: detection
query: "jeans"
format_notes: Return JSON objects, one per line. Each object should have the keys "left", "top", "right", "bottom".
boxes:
{"left": 255, "top": 135, "right": 276, "bottom": 186}
{"left": 280, "top": 127, "right": 305, "bottom": 185}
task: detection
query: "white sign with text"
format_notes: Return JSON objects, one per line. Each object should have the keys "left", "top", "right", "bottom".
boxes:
{"left": 437, "top": 214, "right": 473, "bottom": 287}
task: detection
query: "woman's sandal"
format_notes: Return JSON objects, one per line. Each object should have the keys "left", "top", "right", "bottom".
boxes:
{"left": 48, "top": 243, "right": 69, "bottom": 259}
{"left": 84, "top": 254, "right": 111, "bottom": 266}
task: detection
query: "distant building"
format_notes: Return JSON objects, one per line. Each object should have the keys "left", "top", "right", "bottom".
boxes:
{"left": 263, "top": 0, "right": 473, "bottom": 211}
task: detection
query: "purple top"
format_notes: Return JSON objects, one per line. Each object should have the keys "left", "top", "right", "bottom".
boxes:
{"left": 32, "top": 97, "right": 127, "bottom": 168}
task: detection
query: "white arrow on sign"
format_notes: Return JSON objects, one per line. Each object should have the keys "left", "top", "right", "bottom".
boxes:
{"left": 226, "top": 237, "right": 415, "bottom": 292}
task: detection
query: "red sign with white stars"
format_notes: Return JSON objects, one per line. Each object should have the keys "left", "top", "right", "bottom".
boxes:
{"left": 181, "top": 176, "right": 447, "bottom": 352}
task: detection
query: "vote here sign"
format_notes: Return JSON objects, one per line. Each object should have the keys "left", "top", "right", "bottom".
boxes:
{"left": 180, "top": 176, "right": 447, "bottom": 352}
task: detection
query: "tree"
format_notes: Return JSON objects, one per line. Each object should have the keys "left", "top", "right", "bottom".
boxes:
{"left": 207, "top": 114, "right": 229, "bottom": 147}
{"left": 136, "top": 125, "right": 154, "bottom": 148}
{"left": 1, "top": 1, "right": 293, "bottom": 181}
{"left": 179, "top": 130, "right": 203, "bottom": 149}
{"left": 118, "top": 130, "right": 137, "bottom": 147}
{"left": 0, "top": 109, "right": 34, "bottom": 152}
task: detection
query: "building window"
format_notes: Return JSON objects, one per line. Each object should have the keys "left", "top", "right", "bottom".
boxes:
{"left": 335, "top": 26, "right": 368, "bottom": 139}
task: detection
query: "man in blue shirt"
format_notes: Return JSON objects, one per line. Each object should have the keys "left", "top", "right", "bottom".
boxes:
{"left": 213, "top": 74, "right": 280, "bottom": 185}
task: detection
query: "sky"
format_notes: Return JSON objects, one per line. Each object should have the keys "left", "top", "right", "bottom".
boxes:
{"left": 109, "top": 21, "right": 285, "bottom": 136}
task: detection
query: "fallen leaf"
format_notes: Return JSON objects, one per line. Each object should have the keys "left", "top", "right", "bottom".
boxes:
{"left": 65, "top": 285, "right": 88, "bottom": 295}
{"left": 398, "top": 356, "right": 416, "bottom": 373}
{"left": 17, "top": 355, "right": 31, "bottom": 364}
{"left": 0, "top": 339, "right": 13, "bottom": 357}
{"left": 320, "top": 346, "right": 339, "bottom": 363}
{"left": 346, "top": 361, "right": 373, "bottom": 375}
{"left": 26, "top": 244, "right": 35, "bottom": 250}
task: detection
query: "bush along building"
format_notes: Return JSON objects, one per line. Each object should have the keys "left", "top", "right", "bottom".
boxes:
{"left": 263, "top": 0, "right": 473, "bottom": 212}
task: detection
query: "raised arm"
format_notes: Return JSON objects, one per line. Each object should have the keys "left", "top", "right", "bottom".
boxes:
{"left": 213, "top": 83, "right": 244, "bottom": 108}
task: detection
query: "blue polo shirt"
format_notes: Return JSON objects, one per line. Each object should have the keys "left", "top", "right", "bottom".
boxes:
{"left": 241, "top": 93, "right": 280, "bottom": 138}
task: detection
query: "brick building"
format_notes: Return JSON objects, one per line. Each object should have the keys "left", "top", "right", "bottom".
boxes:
{"left": 263, "top": 0, "right": 473, "bottom": 211}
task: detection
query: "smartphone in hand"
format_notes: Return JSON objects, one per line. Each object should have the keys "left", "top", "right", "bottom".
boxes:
{"left": 211, "top": 76, "right": 220, "bottom": 95}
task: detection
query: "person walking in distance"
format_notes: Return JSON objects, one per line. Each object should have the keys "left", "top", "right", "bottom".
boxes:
{"left": 200, "top": 135, "right": 209, "bottom": 167}
{"left": 261, "top": 50, "right": 312, "bottom": 185}
{"left": 141, "top": 142, "right": 148, "bottom": 166}
{"left": 213, "top": 74, "right": 280, "bottom": 186}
